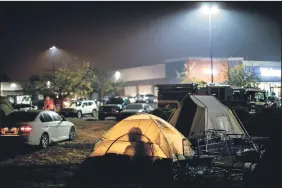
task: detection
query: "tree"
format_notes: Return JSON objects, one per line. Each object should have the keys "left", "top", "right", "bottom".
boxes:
{"left": 177, "top": 63, "right": 207, "bottom": 87}
{"left": 23, "top": 62, "right": 93, "bottom": 100}
{"left": 226, "top": 64, "right": 261, "bottom": 87}
{"left": 54, "top": 63, "right": 92, "bottom": 98}
{"left": 88, "top": 68, "right": 119, "bottom": 99}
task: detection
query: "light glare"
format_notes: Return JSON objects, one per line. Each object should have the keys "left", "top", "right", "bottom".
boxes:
{"left": 203, "top": 68, "right": 218, "bottom": 75}
{"left": 115, "top": 71, "right": 121, "bottom": 80}
{"left": 10, "top": 83, "right": 17, "bottom": 88}
{"left": 200, "top": 4, "right": 219, "bottom": 15}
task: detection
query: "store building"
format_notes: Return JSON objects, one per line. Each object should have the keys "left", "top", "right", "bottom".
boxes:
{"left": 115, "top": 57, "right": 281, "bottom": 97}
{"left": 115, "top": 64, "right": 167, "bottom": 97}
{"left": 243, "top": 61, "right": 281, "bottom": 97}
{"left": 0, "top": 82, "right": 23, "bottom": 96}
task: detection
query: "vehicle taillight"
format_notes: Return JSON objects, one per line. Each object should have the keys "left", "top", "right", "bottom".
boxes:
{"left": 20, "top": 125, "right": 32, "bottom": 134}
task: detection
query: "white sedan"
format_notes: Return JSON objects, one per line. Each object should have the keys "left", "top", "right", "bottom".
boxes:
{"left": 0, "top": 110, "right": 76, "bottom": 149}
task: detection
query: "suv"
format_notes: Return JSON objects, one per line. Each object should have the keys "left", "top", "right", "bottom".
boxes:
{"left": 98, "top": 97, "right": 130, "bottom": 120}
{"left": 61, "top": 100, "right": 98, "bottom": 119}
{"left": 143, "top": 94, "right": 157, "bottom": 103}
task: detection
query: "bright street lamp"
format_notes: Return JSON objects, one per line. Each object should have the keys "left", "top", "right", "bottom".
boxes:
{"left": 49, "top": 46, "right": 56, "bottom": 50}
{"left": 114, "top": 71, "right": 121, "bottom": 81}
{"left": 200, "top": 4, "right": 219, "bottom": 83}
{"left": 201, "top": 5, "right": 219, "bottom": 15}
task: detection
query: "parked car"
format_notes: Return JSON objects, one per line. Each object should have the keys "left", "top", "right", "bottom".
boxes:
{"left": 60, "top": 100, "right": 98, "bottom": 119}
{"left": 135, "top": 94, "right": 157, "bottom": 103}
{"left": 98, "top": 97, "right": 130, "bottom": 120}
{"left": 13, "top": 104, "right": 38, "bottom": 111}
{"left": 127, "top": 96, "right": 135, "bottom": 103}
{"left": 0, "top": 110, "right": 76, "bottom": 148}
{"left": 143, "top": 94, "right": 157, "bottom": 103}
{"left": 267, "top": 96, "right": 281, "bottom": 108}
{"left": 0, "top": 96, "right": 14, "bottom": 128}
{"left": 117, "top": 103, "right": 154, "bottom": 121}
{"left": 134, "top": 94, "right": 144, "bottom": 103}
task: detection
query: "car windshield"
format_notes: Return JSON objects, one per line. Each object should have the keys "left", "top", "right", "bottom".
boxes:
{"left": 246, "top": 91, "right": 266, "bottom": 102}
{"left": 70, "top": 102, "right": 82, "bottom": 108}
{"left": 107, "top": 98, "right": 123, "bottom": 104}
{"left": 6, "top": 111, "right": 39, "bottom": 122}
{"left": 126, "top": 104, "right": 143, "bottom": 110}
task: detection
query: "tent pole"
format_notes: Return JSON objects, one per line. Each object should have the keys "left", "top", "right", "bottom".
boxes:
{"left": 231, "top": 109, "right": 257, "bottom": 151}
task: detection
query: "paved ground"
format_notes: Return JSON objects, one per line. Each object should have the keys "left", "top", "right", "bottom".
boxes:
{"left": 0, "top": 117, "right": 116, "bottom": 188}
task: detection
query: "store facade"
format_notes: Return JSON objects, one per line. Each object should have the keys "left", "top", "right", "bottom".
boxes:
{"left": 115, "top": 57, "right": 281, "bottom": 97}
{"left": 116, "top": 64, "right": 166, "bottom": 97}
{"left": 243, "top": 61, "right": 281, "bottom": 97}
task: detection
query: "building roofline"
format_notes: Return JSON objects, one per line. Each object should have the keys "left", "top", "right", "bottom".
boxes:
{"left": 164, "top": 56, "right": 244, "bottom": 63}
{"left": 243, "top": 60, "right": 281, "bottom": 66}
{"left": 115, "top": 63, "right": 164, "bottom": 72}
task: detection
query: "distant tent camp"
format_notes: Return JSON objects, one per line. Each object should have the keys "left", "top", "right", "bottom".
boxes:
{"left": 70, "top": 114, "right": 194, "bottom": 187}
{"left": 169, "top": 94, "right": 245, "bottom": 137}
{"left": 90, "top": 113, "right": 195, "bottom": 160}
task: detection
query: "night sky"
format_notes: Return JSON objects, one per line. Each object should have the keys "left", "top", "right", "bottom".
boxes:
{"left": 0, "top": 2, "right": 281, "bottom": 81}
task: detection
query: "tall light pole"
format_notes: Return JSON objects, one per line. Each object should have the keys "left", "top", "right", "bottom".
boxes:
{"left": 201, "top": 4, "right": 219, "bottom": 83}
{"left": 49, "top": 46, "right": 56, "bottom": 89}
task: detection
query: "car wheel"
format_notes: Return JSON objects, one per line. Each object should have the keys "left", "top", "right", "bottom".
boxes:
{"left": 40, "top": 133, "right": 49, "bottom": 149}
{"left": 69, "top": 127, "right": 76, "bottom": 141}
{"left": 98, "top": 115, "right": 105, "bottom": 120}
{"left": 77, "top": 111, "right": 83, "bottom": 119}
{"left": 91, "top": 109, "right": 98, "bottom": 119}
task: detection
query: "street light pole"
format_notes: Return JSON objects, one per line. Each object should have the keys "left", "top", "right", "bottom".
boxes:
{"left": 201, "top": 4, "right": 218, "bottom": 84}
{"left": 209, "top": 13, "right": 213, "bottom": 83}
{"left": 50, "top": 46, "right": 56, "bottom": 91}
{"left": 52, "top": 61, "right": 55, "bottom": 89}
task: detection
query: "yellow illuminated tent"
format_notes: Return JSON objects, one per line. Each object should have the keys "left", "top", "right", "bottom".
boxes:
{"left": 89, "top": 113, "right": 195, "bottom": 161}
{"left": 69, "top": 114, "right": 195, "bottom": 187}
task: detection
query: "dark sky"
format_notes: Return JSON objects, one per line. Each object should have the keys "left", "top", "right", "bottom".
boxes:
{"left": 0, "top": 2, "right": 281, "bottom": 81}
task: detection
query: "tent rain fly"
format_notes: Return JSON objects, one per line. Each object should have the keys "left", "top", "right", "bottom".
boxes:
{"left": 169, "top": 94, "right": 245, "bottom": 137}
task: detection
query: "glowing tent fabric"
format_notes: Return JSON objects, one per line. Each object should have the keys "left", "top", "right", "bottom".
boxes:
{"left": 89, "top": 114, "right": 194, "bottom": 161}
{"left": 169, "top": 94, "right": 245, "bottom": 137}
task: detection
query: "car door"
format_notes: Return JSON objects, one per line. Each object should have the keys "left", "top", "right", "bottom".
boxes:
{"left": 42, "top": 112, "right": 58, "bottom": 141}
{"left": 87, "top": 101, "right": 94, "bottom": 113}
{"left": 51, "top": 112, "right": 69, "bottom": 140}
{"left": 81, "top": 102, "right": 88, "bottom": 114}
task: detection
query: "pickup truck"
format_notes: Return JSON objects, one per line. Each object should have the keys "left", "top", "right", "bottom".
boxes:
{"left": 98, "top": 97, "right": 130, "bottom": 120}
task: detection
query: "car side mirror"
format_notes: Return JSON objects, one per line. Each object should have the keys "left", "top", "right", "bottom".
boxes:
{"left": 60, "top": 115, "right": 66, "bottom": 121}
